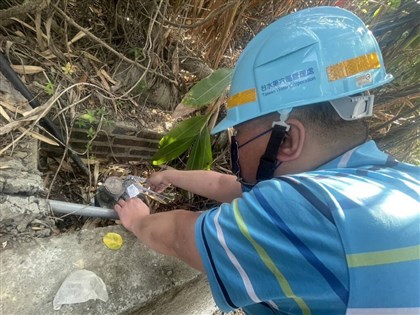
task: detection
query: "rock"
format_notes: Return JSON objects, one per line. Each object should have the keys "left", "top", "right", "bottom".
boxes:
{"left": 17, "top": 222, "right": 28, "bottom": 232}
{"left": 15, "top": 214, "right": 36, "bottom": 232}
{"left": 35, "top": 228, "right": 51, "bottom": 238}
{"left": 31, "top": 218, "right": 51, "bottom": 228}
{"left": 0, "top": 196, "right": 48, "bottom": 221}
{"left": 1, "top": 172, "right": 44, "bottom": 195}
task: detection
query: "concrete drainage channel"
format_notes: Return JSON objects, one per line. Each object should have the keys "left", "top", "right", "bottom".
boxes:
{"left": 0, "top": 88, "right": 218, "bottom": 315}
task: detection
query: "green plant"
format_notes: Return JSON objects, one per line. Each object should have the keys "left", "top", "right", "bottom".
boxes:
{"left": 77, "top": 108, "right": 112, "bottom": 128}
{"left": 152, "top": 68, "right": 233, "bottom": 170}
{"left": 78, "top": 109, "right": 97, "bottom": 126}
{"left": 44, "top": 81, "right": 54, "bottom": 95}
{"left": 76, "top": 108, "right": 113, "bottom": 153}
{"left": 133, "top": 79, "right": 148, "bottom": 94}
{"left": 128, "top": 47, "right": 144, "bottom": 60}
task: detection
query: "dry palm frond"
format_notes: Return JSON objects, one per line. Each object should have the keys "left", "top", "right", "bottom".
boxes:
{"left": 361, "top": 0, "right": 420, "bottom": 163}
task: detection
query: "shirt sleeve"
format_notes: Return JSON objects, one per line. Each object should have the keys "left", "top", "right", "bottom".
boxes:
{"left": 194, "top": 179, "right": 349, "bottom": 314}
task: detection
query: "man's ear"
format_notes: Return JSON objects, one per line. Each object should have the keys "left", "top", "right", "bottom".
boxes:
{"left": 277, "top": 118, "right": 305, "bottom": 162}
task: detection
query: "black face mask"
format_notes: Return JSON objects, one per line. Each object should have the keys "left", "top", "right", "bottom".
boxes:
{"left": 230, "top": 138, "right": 256, "bottom": 191}
{"left": 230, "top": 124, "right": 289, "bottom": 190}
{"left": 230, "top": 127, "right": 273, "bottom": 188}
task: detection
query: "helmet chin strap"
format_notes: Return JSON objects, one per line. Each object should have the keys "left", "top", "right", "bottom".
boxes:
{"left": 256, "top": 110, "right": 291, "bottom": 182}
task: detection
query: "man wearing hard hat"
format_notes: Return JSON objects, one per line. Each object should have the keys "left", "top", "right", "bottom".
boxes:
{"left": 115, "top": 7, "right": 420, "bottom": 315}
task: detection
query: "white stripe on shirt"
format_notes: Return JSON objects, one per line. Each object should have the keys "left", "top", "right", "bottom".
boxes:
{"left": 213, "top": 208, "right": 280, "bottom": 311}
{"left": 214, "top": 208, "right": 261, "bottom": 304}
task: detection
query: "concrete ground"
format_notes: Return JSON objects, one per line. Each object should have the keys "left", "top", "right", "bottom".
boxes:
{"left": 0, "top": 225, "right": 218, "bottom": 315}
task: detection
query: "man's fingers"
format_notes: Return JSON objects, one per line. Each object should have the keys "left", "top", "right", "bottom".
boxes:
{"left": 114, "top": 199, "right": 126, "bottom": 212}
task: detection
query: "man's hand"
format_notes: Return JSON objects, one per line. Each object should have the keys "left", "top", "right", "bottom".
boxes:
{"left": 114, "top": 197, "right": 204, "bottom": 272}
{"left": 148, "top": 171, "right": 171, "bottom": 193}
{"left": 114, "top": 198, "right": 150, "bottom": 234}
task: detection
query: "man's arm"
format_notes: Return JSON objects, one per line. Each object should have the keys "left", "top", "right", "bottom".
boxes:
{"left": 114, "top": 198, "right": 204, "bottom": 272}
{"left": 148, "top": 170, "right": 242, "bottom": 203}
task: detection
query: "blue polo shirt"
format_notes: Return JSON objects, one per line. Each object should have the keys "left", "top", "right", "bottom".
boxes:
{"left": 195, "top": 140, "right": 420, "bottom": 315}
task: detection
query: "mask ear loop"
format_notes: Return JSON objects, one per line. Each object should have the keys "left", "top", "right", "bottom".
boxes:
{"left": 255, "top": 123, "right": 289, "bottom": 181}
{"left": 255, "top": 109, "right": 291, "bottom": 182}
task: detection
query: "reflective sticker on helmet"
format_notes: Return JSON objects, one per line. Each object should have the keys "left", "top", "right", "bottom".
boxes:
{"left": 227, "top": 88, "right": 257, "bottom": 108}
{"left": 327, "top": 53, "right": 380, "bottom": 81}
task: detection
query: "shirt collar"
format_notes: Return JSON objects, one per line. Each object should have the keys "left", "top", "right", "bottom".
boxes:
{"left": 317, "top": 140, "right": 391, "bottom": 170}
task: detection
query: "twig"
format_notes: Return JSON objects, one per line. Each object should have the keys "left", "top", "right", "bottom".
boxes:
{"left": 52, "top": 3, "right": 177, "bottom": 85}
{"left": 371, "top": 102, "right": 420, "bottom": 133}
{"left": 213, "top": 1, "right": 244, "bottom": 68}
{"left": 0, "top": 0, "right": 49, "bottom": 27}
{"left": 52, "top": 94, "right": 91, "bottom": 120}
{"left": 0, "top": 82, "right": 104, "bottom": 156}
{"left": 163, "top": 1, "right": 237, "bottom": 29}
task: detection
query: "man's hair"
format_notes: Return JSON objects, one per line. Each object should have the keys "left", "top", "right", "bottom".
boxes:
{"left": 288, "top": 101, "right": 369, "bottom": 149}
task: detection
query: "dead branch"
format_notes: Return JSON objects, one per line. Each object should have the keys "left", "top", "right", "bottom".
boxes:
{"left": 163, "top": 1, "right": 237, "bottom": 29}
{"left": 0, "top": 0, "right": 49, "bottom": 27}
{"left": 52, "top": 3, "right": 177, "bottom": 85}
{"left": 371, "top": 102, "right": 420, "bottom": 133}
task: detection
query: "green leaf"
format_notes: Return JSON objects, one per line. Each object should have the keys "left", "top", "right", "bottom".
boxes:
{"left": 152, "top": 136, "right": 196, "bottom": 165}
{"left": 388, "top": 0, "right": 401, "bottom": 8}
{"left": 186, "top": 126, "right": 212, "bottom": 170}
{"left": 44, "top": 81, "right": 54, "bottom": 95}
{"left": 87, "top": 127, "right": 95, "bottom": 139}
{"left": 77, "top": 120, "right": 86, "bottom": 128}
{"left": 159, "top": 115, "right": 209, "bottom": 148}
{"left": 182, "top": 68, "right": 233, "bottom": 108}
{"left": 80, "top": 113, "right": 96, "bottom": 124}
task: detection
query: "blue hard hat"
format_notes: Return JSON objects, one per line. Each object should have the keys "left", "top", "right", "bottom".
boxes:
{"left": 212, "top": 6, "right": 393, "bottom": 134}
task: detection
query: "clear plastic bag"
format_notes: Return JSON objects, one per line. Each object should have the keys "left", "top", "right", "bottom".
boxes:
{"left": 53, "top": 269, "right": 109, "bottom": 310}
